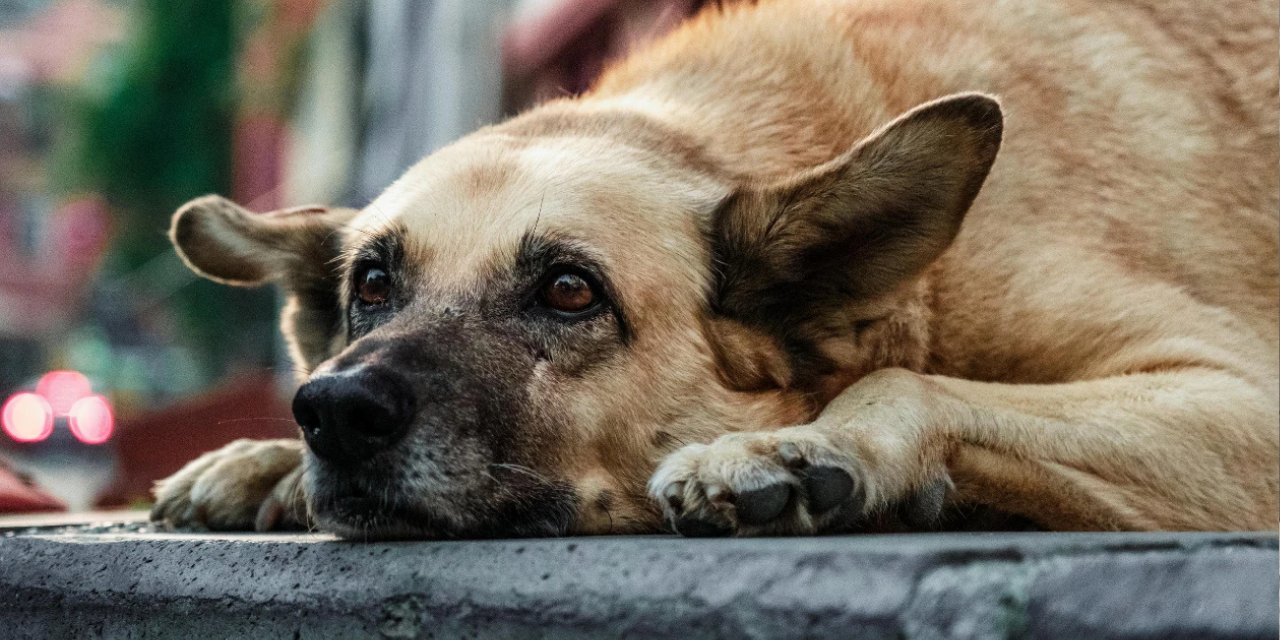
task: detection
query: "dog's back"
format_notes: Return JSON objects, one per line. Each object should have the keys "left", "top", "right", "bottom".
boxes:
{"left": 592, "top": 0, "right": 1279, "bottom": 386}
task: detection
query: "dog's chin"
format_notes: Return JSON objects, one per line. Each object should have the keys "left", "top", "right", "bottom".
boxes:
{"left": 313, "top": 497, "right": 449, "bottom": 541}
{"left": 313, "top": 494, "right": 579, "bottom": 540}
{"left": 307, "top": 472, "right": 581, "bottom": 540}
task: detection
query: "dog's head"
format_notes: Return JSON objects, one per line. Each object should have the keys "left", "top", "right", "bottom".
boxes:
{"left": 169, "top": 93, "right": 1001, "bottom": 539}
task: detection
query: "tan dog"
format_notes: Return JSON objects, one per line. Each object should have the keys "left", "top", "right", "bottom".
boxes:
{"left": 151, "top": 0, "right": 1278, "bottom": 538}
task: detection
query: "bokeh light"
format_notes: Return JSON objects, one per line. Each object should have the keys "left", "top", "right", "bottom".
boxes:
{"left": 2, "top": 393, "right": 55, "bottom": 443}
{"left": 68, "top": 395, "right": 115, "bottom": 445}
{"left": 36, "top": 370, "right": 93, "bottom": 417}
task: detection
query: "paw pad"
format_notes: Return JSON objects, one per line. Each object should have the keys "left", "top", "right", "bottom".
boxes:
{"left": 736, "top": 483, "right": 792, "bottom": 525}
{"left": 900, "top": 477, "right": 952, "bottom": 528}
{"left": 801, "top": 466, "right": 858, "bottom": 514}
{"left": 674, "top": 514, "right": 733, "bottom": 537}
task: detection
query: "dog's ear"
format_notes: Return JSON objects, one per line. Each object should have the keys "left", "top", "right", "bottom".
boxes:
{"left": 710, "top": 93, "right": 1002, "bottom": 386}
{"left": 170, "top": 195, "right": 355, "bottom": 286}
{"left": 170, "top": 195, "right": 358, "bottom": 373}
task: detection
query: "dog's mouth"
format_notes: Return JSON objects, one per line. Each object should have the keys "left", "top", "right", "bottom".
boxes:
{"left": 312, "top": 495, "right": 447, "bottom": 541}
{"left": 306, "top": 465, "right": 581, "bottom": 540}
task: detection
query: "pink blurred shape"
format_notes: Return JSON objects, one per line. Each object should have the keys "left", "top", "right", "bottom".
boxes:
{"left": 2, "top": 392, "right": 54, "bottom": 443}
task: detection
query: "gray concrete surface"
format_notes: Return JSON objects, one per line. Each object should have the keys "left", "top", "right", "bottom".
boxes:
{"left": 0, "top": 526, "right": 1274, "bottom": 639}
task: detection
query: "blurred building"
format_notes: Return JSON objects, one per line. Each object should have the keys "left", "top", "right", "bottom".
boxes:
{"left": 0, "top": 0, "right": 120, "bottom": 385}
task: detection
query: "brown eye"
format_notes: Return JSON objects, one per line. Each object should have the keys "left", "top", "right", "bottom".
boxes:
{"left": 358, "top": 267, "right": 391, "bottom": 305}
{"left": 541, "top": 272, "right": 596, "bottom": 313}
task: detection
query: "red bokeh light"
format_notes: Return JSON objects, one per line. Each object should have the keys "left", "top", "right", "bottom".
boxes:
{"left": 35, "top": 370, "right": 92, "bottom": 416}
{"left": 68, "top": 395, "right": 114, "bottom": 445}
{"left": 2, "top": 393, "right": 55, "bottom": 443}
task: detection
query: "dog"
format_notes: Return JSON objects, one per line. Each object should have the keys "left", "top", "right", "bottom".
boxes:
{"left": 151, "top": 0, "right": 1278, "bottom": 538}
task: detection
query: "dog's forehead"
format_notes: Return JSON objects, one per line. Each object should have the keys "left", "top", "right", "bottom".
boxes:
{"left": 349, "top": 132, "right": 722, "bottom": 292}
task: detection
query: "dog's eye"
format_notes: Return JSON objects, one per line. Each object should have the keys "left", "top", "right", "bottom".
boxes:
{"left": 358, "top": 267, "right": 391, "bottom": 306}
{"left": 540, "top": 272, "right": 597, "bottom": 314}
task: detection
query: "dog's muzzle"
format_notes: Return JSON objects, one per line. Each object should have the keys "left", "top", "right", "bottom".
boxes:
{"left": 289, "top": 323, "right": 580, "bottom": 539}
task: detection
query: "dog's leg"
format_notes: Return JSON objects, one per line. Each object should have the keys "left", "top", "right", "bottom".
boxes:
{"left": 650, "top": 367, "right": 1278, "bottom": 535}
{"left": 151, "top": 439, "right": 312, "bottom": 532}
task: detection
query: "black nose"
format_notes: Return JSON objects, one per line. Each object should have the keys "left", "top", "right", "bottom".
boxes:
{"left": 292, "top": 367, "right": 415, "bottom": 464}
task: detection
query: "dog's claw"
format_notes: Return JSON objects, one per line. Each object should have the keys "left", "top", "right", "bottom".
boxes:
{"left": 736, "top": 483, "right": 791, "bottom": 525}
{"left": 663, "top": 481, "right": 686, "bottom": 510}
{"left": 802, "top": 466, "right": 857, "bottom": 514}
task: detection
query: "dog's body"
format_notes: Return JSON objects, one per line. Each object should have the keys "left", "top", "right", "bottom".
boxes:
{"left": 153, "top": 0, "right": 1278, "bottom": 537}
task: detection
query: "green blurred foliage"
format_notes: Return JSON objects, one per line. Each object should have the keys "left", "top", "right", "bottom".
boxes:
{"left": 70, "top": 0, "right": 235, "bottom": 264}
{"left": 58, "top": 0, "right": 276, "bottom": 383}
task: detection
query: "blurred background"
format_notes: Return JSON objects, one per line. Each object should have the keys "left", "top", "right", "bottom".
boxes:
{"left": 0, "top": 0, "right": 710, "bottom": 515}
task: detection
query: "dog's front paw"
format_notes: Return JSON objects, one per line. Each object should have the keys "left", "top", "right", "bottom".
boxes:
{"left": 151, "top": 439, "right": 310, "bottom": 532}
{"left": 648, "top": 430, "right": 951, "bottom": 536}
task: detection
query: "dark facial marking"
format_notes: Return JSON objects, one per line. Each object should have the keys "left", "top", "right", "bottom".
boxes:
{"left": 310, "top": 308, "right": 582, "bottom": 539}
{"left": 509, "top": 231, "right": 633, "bottom": 344}
{"left": 347, "top": 231, "right": 408, "bottom": 340}
{"left": 282, "top": 223, "right": 351, "bottom": 366}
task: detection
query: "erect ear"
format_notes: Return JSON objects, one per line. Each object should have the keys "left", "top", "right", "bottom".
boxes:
{"left": 711, "top": 93, "right": 1003, "bottom": 332}
{"left": 170, "top": 195, "right": 358, "bottom": 373}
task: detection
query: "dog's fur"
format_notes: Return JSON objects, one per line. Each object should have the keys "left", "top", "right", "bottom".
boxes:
{"left": 152, "top": 0, "right": 1278, "bottom": 537}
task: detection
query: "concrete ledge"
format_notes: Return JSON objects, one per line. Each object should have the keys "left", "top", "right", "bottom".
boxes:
{"left": 0, "top": 526, "right": 1275, "bottom": 639}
